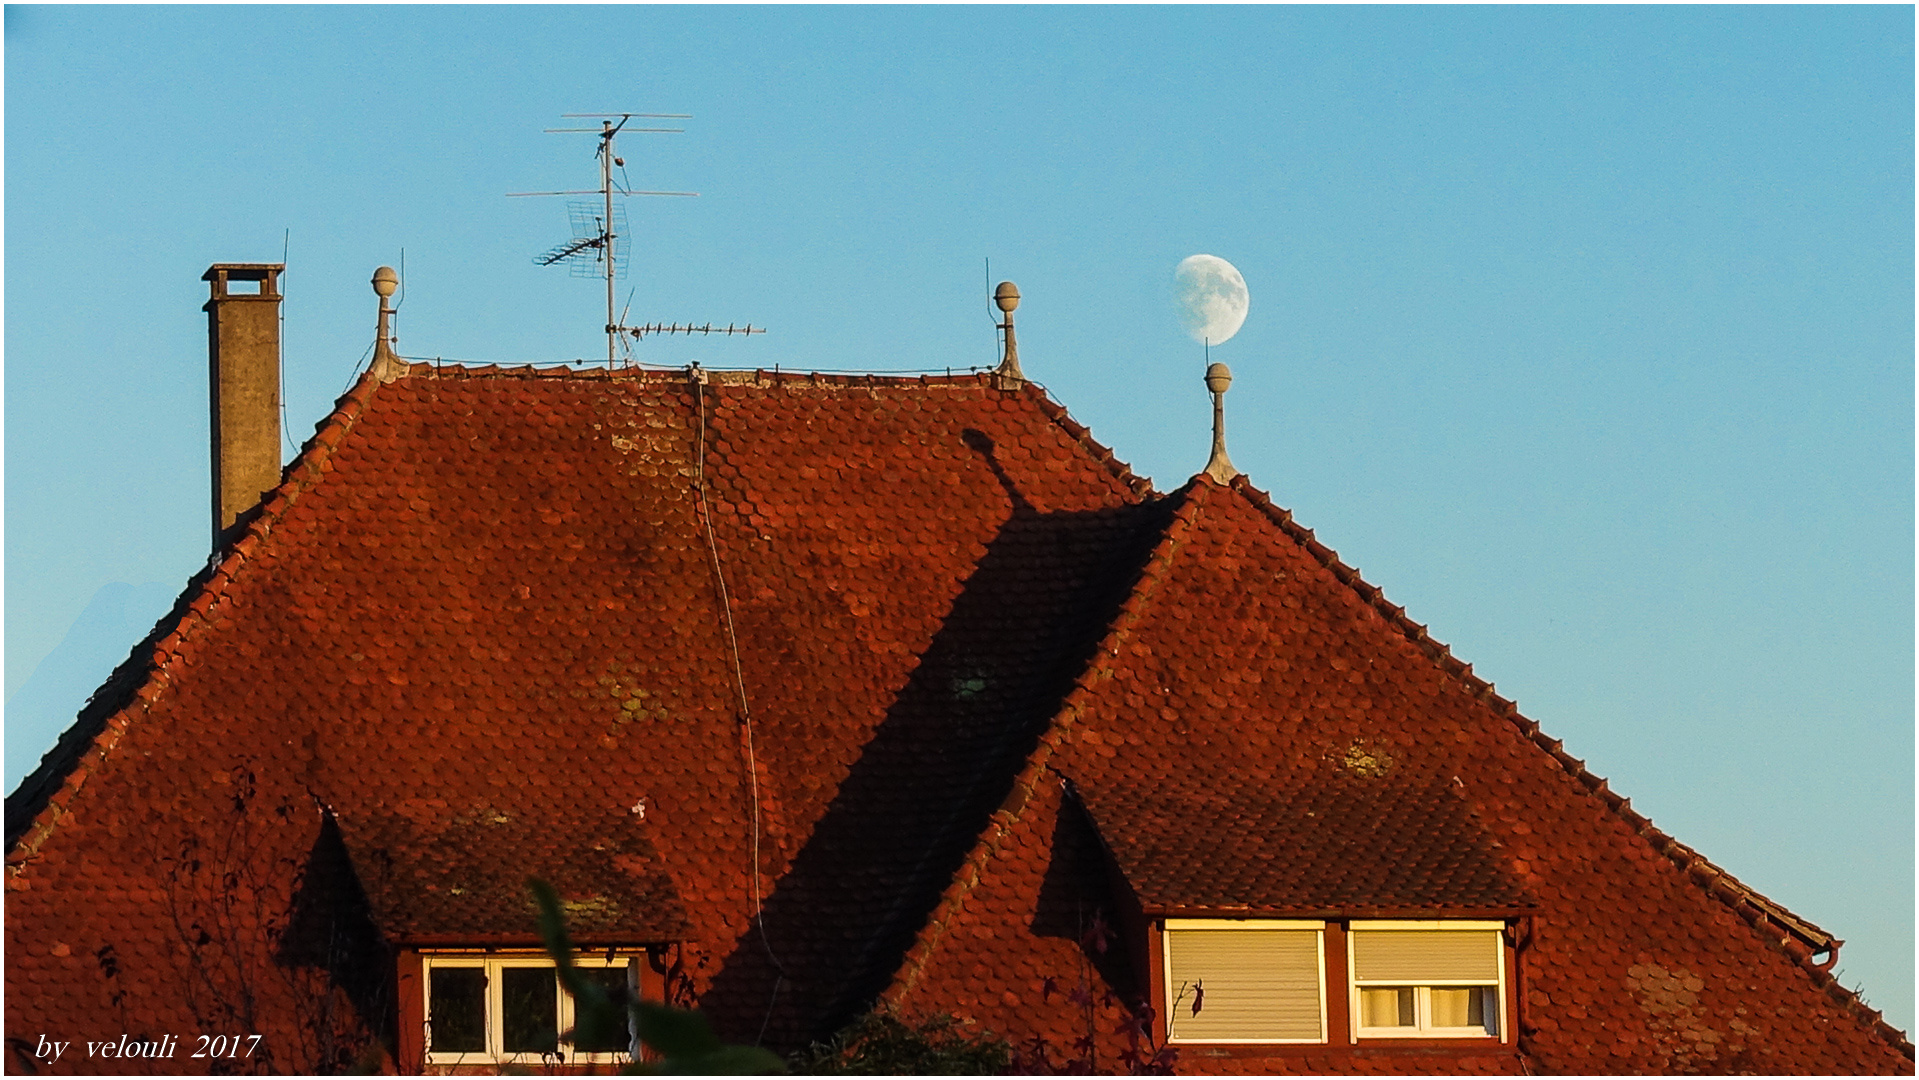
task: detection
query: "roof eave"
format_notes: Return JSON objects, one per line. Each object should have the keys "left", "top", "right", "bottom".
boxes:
{"left": 398, "top": 932, "right": 686, "bottom": 951}
{"left": 1141, "top": 903, "right": 1540, "bottom": 921}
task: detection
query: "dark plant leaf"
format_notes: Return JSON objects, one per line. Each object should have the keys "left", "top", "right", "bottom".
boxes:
{"left": 634, "top": 1000, "right": 725, "bottom": 1057}
{"left": 526, "top": 879, "right": 784, "bottom": 1075}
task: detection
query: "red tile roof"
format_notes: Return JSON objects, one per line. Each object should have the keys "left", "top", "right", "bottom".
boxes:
{"left": 6, "top": 364, "right": 1160, "bottom": 1066}
{"left": 6, "top": 363, "right": 1909, "bottom": 1074}
{"left": 884, "top": 474, "right": 1912, "bottom": 1074}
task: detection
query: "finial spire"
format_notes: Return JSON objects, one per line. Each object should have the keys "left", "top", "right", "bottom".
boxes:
{"left": 369, "top": 266, "right": 405, "bottom": 382}
{"left": 1203, "top": 361, "right": 1238, "bottom": 483}
{"left": 994, "top": 281, "right": 1024, "bottom": 382}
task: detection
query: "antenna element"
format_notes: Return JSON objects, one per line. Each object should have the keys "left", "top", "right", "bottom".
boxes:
{"left": 516, "top": 114, "right": 763, "bottom": 366}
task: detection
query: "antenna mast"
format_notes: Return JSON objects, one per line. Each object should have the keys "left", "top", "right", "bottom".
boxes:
{"left": 598, "top": 118, "right": 617, "bottom": 366}
{"left": 512, "top": 113, "right": 697, "bottom": 365}
{"left": 513, "top": 113, "right": 766, "bottom": 366}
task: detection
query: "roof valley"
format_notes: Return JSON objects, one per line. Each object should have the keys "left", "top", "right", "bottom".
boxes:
{"left": 706, "top": 465, "right": 1176, "bottom": 1043}
{"left": 882, "top": 479, "right": 1211, "bottom": 1008}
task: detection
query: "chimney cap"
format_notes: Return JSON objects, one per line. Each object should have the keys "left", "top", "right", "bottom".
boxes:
{"left": 994, "top": 281, "right": 1020, "bottom": 314}
{"left": 202, "top": 263, "right": 284, "bottom": 282}
{"left": 373, "top": 266, "right": 399, "bottom": 299}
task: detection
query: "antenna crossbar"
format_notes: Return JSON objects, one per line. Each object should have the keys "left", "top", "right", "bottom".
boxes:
{"left": 508, "top": 190, "right": 698, "bottom": 198}
{"left": 518, "top": 112, "right": 759, "bottom": 367}
{"left": 619, "top": 323, "right": 767, "bottom": 340}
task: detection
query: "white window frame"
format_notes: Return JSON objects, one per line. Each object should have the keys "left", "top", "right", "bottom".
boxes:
{"left": 422, "top": 953, "right": 636, "bottom": 1067}
{"left": 1347, "top": 920, "right": 1506, "bottom": 1042}
{"left": 1161, "top": 918, "right": 1328, "bottom": 1045}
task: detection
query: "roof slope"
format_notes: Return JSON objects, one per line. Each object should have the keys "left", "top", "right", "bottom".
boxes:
{"left": 7, "top": 362, "right": 1907, "bottom": 1073}
{"left": 884, "top": 475, "right": 1912, "bottom": 1074}
{"left": 5, "top": 365, "right": 1162, "bottom": 1059}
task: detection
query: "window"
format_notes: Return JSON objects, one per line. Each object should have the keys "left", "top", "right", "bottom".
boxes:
{"left": 1348, "top": 921, "right": 1504, "bottom": 1040}
{"left": 1163, "top": 919, "right": 1326, "bottom": 1043}
{"left": 424, "top": 955, "right": 634, "bottom": 1065}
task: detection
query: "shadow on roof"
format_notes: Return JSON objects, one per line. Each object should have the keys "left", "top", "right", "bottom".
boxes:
{"left": 703, "top": 430, "right": 1168, "bottom": 1047}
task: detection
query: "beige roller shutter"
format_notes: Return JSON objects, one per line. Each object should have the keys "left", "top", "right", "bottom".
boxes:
{"left": 1166, "top": 929, "right": 1322, "bottom": 1042}
{"left": 1350, "top": 930, "right": 1500, "bottom": 983}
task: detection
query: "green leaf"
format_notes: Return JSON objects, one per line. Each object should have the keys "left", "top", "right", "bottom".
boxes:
{"left": 528, "top": 878, "right": 577, "bottom": 972}
{"left": 526, "top": 879, "right": 784, "bottom": 1075}
{"left": 634, "top": 1000, "right": 724, "bottom": 1056}
{"left": 528, "top": 877, "right": 603, "bottom": 1002}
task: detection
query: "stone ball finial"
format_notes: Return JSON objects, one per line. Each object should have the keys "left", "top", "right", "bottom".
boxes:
{"left": 372, "top": 266, "right": 399, "bottom": 299}
{"left": 994, "top": 281, "right": 1021, "bottom": 314}
{"left": 1205, "top": 361, "right": 1233, "bottom": 395}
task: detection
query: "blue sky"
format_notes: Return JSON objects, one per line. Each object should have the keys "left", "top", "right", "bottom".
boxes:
{"left": 6, "top": 5, "right": 1912, "bottom": 1031}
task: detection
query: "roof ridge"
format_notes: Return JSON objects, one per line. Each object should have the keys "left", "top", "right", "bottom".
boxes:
{"left": 390, "top": 360, "right": 1065, "bottom": 388}
{"left": 369, "top": 366, "right": 1159, "bottom": 502}
{"left": 1018, "top": 381, "right": 1157, "bottom": 499}
{"left": 5, "top": 369, "right": 386, "bottom": 859}
{"left": 1219, "top": 474, "right": 1913, "bottom": 1058}
{"left": 880, "top": 481, "right": 1210, "bottom": 1008}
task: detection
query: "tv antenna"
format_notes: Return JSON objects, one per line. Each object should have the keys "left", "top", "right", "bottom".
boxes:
{"left": 512, "top": 114, "right": 692, "bottom": 365}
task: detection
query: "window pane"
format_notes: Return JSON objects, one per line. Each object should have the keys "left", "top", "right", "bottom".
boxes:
{"left": 1360, "top": 987, "right": 1414, "bottom": 1028}
{"left": 502, "top": 966, "right": 559, "bottom": 1054}
{"left": 1429, "top": 987, "right": 1491, "bottom": 1032}
{"left": 570, "top": 966, "right": 631, "bottom": 1054}
{"left": 428, "top": 968, "right": 486, "bottom": 1054}
{"left": 1167, "top": 929, "right": 1321, "bottom": 1041}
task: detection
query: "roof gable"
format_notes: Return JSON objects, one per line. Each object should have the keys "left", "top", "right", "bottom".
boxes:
{"left": 1056, "top": 477, "right": 1549, "bottom": 918}
{"left": 884, "top": 474, "right": 1912, "bottom": 1072}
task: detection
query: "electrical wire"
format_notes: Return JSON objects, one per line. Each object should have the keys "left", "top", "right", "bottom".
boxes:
{"left": 280, "top": 233, "right": 297, "bottom": 458}
{"left": 985, "top": 257, "right": 999, "bottom": 363}
{"left": 690, "top": 366, "right": 789, "bottom": 1042}
{"left": 343, "top": 341, "right": 375, "bottom": 394}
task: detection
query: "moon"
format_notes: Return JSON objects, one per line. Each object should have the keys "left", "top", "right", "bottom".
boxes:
{"left": 1173, "top": 254, "right": 1250, "bottom": 346}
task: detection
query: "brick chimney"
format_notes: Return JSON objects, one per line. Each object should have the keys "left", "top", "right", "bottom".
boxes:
{"left": 204, "top": 263, "right": 284, "bottom": 547}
